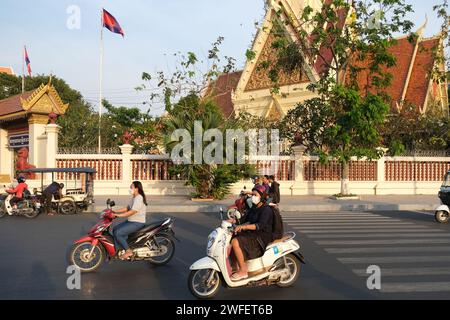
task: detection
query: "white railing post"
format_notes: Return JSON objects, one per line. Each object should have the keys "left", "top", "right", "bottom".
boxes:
{"left": 120, "top": 144, "right": 134, "bottom": 183}
{"left": 292, "top": 145, "right": 307, "bottom": 182}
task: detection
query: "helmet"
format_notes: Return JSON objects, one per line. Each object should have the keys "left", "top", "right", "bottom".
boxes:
{"left": 59, "top": 183, "right": 65, "bottom": 189}
{"left": 18, "top": 176, "right": 26, "bottom": 183}
{"left": 252, "top": 184, "right": 267, "bottom": 200}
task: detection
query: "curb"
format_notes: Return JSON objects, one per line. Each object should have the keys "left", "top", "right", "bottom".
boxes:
{"left": 88, "top": 204, "right": 437, "bottom": 213}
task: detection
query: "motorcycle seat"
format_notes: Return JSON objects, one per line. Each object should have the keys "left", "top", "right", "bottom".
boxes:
{"left": 129, "top": 221, "right": 164, "bottom": 238}
{"left": 267, "top": 235, "right": 291, "bottom": 247}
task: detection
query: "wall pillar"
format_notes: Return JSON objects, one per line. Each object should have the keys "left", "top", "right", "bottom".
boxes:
{"left": 120, "top": 144, "right": 134, "bottom": 184}
{"left": 292, "top": 145, "right": 307, "bottom": 182}
{"left": 45, "top": 123, "right": 60, "bottom": 169}
{"left": 28, "top": 115, "right": 48, "bottom": 167}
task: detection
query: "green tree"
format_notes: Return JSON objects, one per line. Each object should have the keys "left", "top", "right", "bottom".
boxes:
{"left": 275, "top": 0, "right": 414, "bottom": 195}
{"left": 164, "top": 94, "right": 255, "bottom": 199}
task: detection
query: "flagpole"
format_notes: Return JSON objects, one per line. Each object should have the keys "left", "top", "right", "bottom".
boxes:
{"left": 98, "top": 8, "right": 104, "bottom": 154}
{"left": 22, "top": 46, "right": 25, "bottom": 93}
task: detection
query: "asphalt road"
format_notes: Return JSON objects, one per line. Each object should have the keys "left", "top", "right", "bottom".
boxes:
{"left": 0, "top": 209, "right": 449, "bottom": 300}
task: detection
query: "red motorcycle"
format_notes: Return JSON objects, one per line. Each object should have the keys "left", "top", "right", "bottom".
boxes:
{"left": 224, "top": 191, "right": 251, "bottom": 220}
{"left": 68, "top": 199, "right": 177, "bottom": 273}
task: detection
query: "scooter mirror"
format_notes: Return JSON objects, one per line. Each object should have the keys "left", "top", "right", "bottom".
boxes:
{"left": 219, "top": 207, "right": 223, "bottom": 220}
{"left": 110, "top": 201, "right": 115, "bottom": 208}
{"left": 106, "top": 199, "right": 111, "bottom": 205}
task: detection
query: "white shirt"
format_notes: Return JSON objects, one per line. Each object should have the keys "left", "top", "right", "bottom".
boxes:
{"left": 127, "top": 194, "right": 147, "bottom": 223}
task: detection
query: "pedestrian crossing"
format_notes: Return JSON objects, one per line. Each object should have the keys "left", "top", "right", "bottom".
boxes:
{"left": 283, "top": 212, "right": 450, "bottom": 294}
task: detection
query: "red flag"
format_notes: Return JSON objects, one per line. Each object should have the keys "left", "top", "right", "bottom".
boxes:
{"left": 24, "top": 46, "right": 32, "bottom": 76}
{"left": 102, "top": 9, "right": 124, "bottom": 37}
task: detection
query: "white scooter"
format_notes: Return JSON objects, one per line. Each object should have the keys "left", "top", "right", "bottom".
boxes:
{"left": 0, "top": 192, "right": 40, "bottom": 219}
{"left": 435, "top": 170, "right": 450, "bottom": 224}
{"left": 188, "top": 208, "right": 305, "bottom": 299}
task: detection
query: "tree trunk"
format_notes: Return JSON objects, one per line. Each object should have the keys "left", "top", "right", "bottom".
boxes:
{"left": 340, "top": 161, "right": 350, "bottom": 196}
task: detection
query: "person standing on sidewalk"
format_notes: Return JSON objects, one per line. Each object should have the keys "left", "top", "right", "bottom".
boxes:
{"left": 112, "top": 181, "right": 148, "bottom": 260}
{"left": 268, "top": 175, "right": 280, "bottom": 204}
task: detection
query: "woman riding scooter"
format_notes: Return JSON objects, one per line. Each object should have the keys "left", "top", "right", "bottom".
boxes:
{"left": 229, "top": 184, "right": 274, "bottom": 281}
{"left": 6, "top": 176, "right": 28, "bottom": 212}
{"left": 112, "top": 181, "right": 148, "bottom": 260}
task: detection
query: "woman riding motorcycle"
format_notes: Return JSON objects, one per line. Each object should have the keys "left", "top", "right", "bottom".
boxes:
{"left": 228, "top": 184, "right": 274, "bottom": 281}
{"left": 6, "top": 176, "right": 28, "bottom": 211}
{"left": 112, "top": 181, "right": 148, "bottom": 260}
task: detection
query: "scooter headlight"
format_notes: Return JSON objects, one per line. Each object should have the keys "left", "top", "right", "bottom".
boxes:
{"left": 207, "top": 230, "right": 218, "bottom": 255}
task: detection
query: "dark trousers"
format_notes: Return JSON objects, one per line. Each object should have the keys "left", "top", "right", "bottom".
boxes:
{"left": 10, "top": 197, "right": 22, "bottom": 207}
{"left": 42, "top": 192, "right": 53, "bottom": 214}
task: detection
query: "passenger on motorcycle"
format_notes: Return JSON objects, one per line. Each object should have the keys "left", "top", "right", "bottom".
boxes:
{"left": 6, "top": 176, "right": 28, "bottom": 211}
{"left": 229, "top": 184, "right": 274, "bottom": 281}
{"left": 112, "top": 181, "right": 148, "bottom": 260}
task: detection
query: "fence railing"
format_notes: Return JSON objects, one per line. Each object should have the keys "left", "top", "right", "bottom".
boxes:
{"left": 55, "top": 150, "right": 450, "bottom": 183}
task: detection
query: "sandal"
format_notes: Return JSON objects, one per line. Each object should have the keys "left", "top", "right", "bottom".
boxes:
{"left": 120, "top": 250, "right": 133, "bottom": 261}
{"left": 231, "top": 273, "right": 248, "bottom": 281}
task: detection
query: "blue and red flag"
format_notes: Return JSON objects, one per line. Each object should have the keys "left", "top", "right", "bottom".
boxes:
{"left": 24, "top": 46, "right": 32, "bottom": 76}
{"left": 102, "top": 9, "right": 124, "bottom": 37}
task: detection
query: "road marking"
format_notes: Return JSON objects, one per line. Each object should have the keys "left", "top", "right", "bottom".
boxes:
{"left": 288, "top": 223, "right": 416, "bottom": 227}
{"left": 380, "top": 282, "right": 450, "bottom": 293}
{"left": 285, "top": 220, "right": 403, "bottom": 224}
{"left": 290, "top": 225, "right": 429, "bottom": 230}
{"left": 302, "top": 229, "right": 441, "bottom": 234}
{"left": 338, "top": 256, "right": 450, "bottom": 264}
{"left": 325, "top": 246, "right": 450, "bottom": 254}
{"left": 353, "top": 267, "right": 450, "bottom": 277}
{"left": 309, "top": 233, "right": 450, "bottom": 239}
{"left": 317, "top": 239, "right": 450, "bottom": 245}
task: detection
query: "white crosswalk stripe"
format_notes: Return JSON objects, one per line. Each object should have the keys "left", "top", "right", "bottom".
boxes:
{"left": 285, "top": 212, "right": 450, "bottom": 294}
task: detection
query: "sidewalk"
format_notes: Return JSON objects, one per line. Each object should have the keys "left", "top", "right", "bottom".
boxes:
{"left": 89, "top": 194, "right": 441, "bottom": 213}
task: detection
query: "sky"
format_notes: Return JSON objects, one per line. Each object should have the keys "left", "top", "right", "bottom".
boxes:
{"left": 0, "top": 0, "right": 446, "bottom": 115}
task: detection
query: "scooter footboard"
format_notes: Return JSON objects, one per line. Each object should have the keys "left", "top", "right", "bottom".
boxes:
{"left": 190, "top": 257, "right": 220, "bottom": 272}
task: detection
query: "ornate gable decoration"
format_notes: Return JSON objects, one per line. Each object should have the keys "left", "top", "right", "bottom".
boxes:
{"left": 244, "top": 32, "right": 310, "bottom": 92}
{"left": 20, "top": 80, "right": 69, "bottom": 115}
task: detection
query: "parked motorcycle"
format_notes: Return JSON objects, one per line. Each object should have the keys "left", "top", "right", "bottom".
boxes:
{"left": 435, "top": 170, "right": 450, "bottom": 223}
{"left": 0, "top": 190, "right": 41, "bottom": 219}
{"left": 188, "top": 208, "right": 305, "bottom": 299}
{"left": 68, "top": 199, "right": 177, "bottom": 272}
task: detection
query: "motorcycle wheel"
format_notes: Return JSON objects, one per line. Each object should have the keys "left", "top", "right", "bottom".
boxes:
{"left": 60, "top": 200, "right": 77, "bottom": 215}
{"left": 23, "top": 208, "right": 39, "bottom": 219}
{"left": 147, "top": 234, "right": 175, "bottom": 266}
{"left": 69, "top": 242, "right": 104, "bottom": 273}
{"left": 188, "top": 269, "right": 221, "bottom": 299}
{"left": 435, "top": 211, "right": 450, "bottom": 224}
{"left": 274, "top": 254, "right": 301, "bottom": 288}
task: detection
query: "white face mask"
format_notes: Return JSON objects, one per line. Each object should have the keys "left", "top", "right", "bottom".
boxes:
{"left": 252, "top": 195, "right": 261, "bottom": 205}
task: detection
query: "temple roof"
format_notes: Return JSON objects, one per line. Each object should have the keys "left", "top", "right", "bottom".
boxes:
{"left": 0, "top": 80, "right": 69, "bottom": 122}
{"left": 205, "top": 71, "right": 242, "bottom": 118}
{"left": 0, "top": 66, "right": 14, "bottom": 75}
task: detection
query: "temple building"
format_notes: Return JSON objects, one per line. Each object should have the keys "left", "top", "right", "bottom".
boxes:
{"left": 209, "top": 0, "right": 449, "bottom": 120}
{"left": 0, "top": 79, "right": 68, "bottom": 179}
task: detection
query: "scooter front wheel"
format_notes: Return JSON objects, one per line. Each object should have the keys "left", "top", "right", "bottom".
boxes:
{"left": 69, "top": 242, "right": 105, "bottom": 273}
{"left": 188, "top": 269, "right": 221, "bottom": 299}
{"left": 435, "top": 211, "right": 450, "bottom": 224}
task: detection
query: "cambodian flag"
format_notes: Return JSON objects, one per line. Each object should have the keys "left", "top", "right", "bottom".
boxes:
{"left": 24, "top": 46, "right": 32, "bottom": 76}
{"left": 102, "top": 9, "right": 124, "bottom": 37}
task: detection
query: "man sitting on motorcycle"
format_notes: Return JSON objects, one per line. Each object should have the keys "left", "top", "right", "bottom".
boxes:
{"left": 229, "top": 184, "right": 274, "bottom": 281}
{"left": 6, "top": 176, "right": 28, "bottom": 211}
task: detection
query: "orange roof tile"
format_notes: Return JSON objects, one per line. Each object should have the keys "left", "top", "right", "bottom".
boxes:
{"left": 0, "top": 66, "right": 14, "bottom": 75}
{"left": 206, "top": 71, "right": 242, "bottom": 118}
